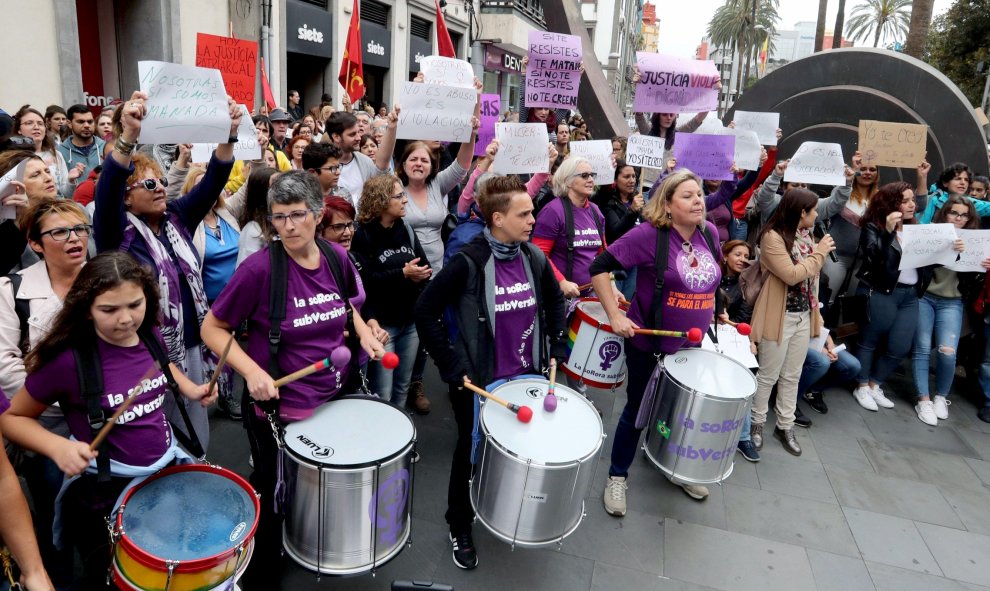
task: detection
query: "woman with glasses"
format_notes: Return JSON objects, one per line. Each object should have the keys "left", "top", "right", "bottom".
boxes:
{"left": 13, "top": 105, "right": 83, "bottom": 198}
{"left": 93, "top": 91, "right": 241, "bottom": 454}
{"left": 201, "top": 171, "right": 384, "bottom": 591}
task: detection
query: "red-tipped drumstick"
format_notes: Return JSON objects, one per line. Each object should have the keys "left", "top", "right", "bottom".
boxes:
{"left": 463, "top": 380, "right": 533, "bottom": 423}
{"left": 720, "top": 319, "right": 753, "bottom": 336}
{"left": 381, "top": 351, "right": 400, "bottom": 369}
{"left": 633, "top": 327, "right": 704, "bottom": 343}
{"left": 544, "top": 359, "right": 559, "bottom": 413}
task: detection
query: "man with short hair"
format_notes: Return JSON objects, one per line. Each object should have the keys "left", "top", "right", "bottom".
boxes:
{"left": 326, "top": 109, "right": 397, "bottom": 204}
{"left": 268, "top": 108, "right": 292, "bottom": 152}
{"left": 355, "top": 111, "right": 372, "bottom": 136}
{"left": 287, "top": 90, "right": 303, "bottom": 121}
{"left": 302, "top": 142, "right": 350, "bottom": 201}
{"left": 56, "top": 104, "right": 105, "bottom": 180}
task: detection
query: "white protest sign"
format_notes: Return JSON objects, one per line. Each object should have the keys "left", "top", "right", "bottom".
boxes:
{"left": 948, "top": 229, "right": 990, "bottom": 272}
{"left": 139, "top": 61, "right": 231, "bottom": 144}
{"left": 625, "top": 134, "right": 667, "bottom": 169}
{"left": 420, "top": 56, "right": 475, "bottom": 88}
{"left": 568, "top": 140, "right": 616, "bottom": 180}
{"left": 694, "top": 113, "right": 725, "bottom": 135}
{"left": 396, "top": 81, "right": 477, "bottom": 142}
{"left": 492, "top": 123, "right": 550, "bottom": 174}
{"left": 716, "top": 128, "right": 762, "bottom": 170}
{"left": 898, "top": 223, "right": 958, "bottom": 270}
{"left": 702, "top": 325, "right": 758, "bottom": 368}
{"left": 784, "top": 142, "right": 846, "bottom": 186}
{"left": 0, "top": 161, "right": 28, "bottom": 220}
{"left": 733, "top": 111, "right": 779, "bottom": 146}
{"left": 191, "top": 105, "right": 260, "bottom": 162}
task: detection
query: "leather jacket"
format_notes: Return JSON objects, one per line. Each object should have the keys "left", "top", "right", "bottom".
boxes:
{"left": 856, "top": 222, "right": 933, "bottom": 296}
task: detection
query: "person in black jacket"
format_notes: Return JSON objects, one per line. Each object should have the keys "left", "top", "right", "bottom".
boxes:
{"left": 592, "top": 160, "right": 643, "bottom": 299}
{"left": 414, "top": 175, "right": 567, "bottom": 571}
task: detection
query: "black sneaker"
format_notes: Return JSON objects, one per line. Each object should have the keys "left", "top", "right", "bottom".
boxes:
{"left": 449, "top": 531, "right": 478, "bottom": 569}
{"left": 804, "top": 390, "right": 828, "bottom": 414}
{"left": 736, "top": 440, "right": 761, "bottom": 462}
{"left": 978, "top": 405, "right": 990, "bottom": 424}
{"left": 219, "top": 396, "right": 242, "bottom": 420}
{"left": 794, "top": 406, "right": 812, "bottom": 428}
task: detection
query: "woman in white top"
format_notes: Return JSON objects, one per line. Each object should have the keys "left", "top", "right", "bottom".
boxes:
{"left": 13, "top": 106, "right": 82, "bottom": 198}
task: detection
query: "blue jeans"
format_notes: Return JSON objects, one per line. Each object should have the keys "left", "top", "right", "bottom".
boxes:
{"left": 799, "top": 347, "right": 862, "bottom": 395}
{"left": 738, "top": 412, "right": 753, "bottom": 442}
{"left": 369, "top": 322, "right": 420, "bottom": 407}
{"left": 912, "top": 293, "right": 963, "bottom": 398}
{"left": 978, "top": 323, "right": 990, "bottom": 406}
{"left": 728, "top": 217, "right": 748, "bottom": 242}
{"left": 856, "top": 286, "right": 919, "bottom": 385}
{"left": 614, "top": 267, "right": 638, "bottom": 301}
{"left": 609, "top": 345, "right": 657, "bottom": 478}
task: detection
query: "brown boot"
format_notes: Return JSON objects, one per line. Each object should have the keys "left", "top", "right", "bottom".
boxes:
{"left": 408, "top": 380, "right": 430, "bottom": 415}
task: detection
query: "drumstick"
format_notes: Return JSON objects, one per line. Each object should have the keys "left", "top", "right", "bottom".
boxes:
{"left": 633, "top": 327, "right": 704, "bottom": 343}
{"left": 273, "top": 358, "right": 331, "bottom": 388}
{"left": 462, "top": 380, "right": 533, "bottom": 423}
{"left": 206, "top": 334, "right": 235, "bottom": 395}
{"left": 717, "top": 318, "right": 753, "bottom": 336}
{"left": 90, "top": 365, "right": 158, "bottom": 451}
{"left": 544, "top": 359, "right": 558, "bottom": 413}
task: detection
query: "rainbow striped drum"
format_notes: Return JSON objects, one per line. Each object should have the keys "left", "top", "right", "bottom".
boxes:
{"left": 562, "top": 298, "right": 627, "bottom": 388}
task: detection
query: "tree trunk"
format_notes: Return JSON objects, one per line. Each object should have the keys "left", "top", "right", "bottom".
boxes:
{"left": 904, "top": 0, "right": 935, "bottom": 58}
{"left": 735, "top": 39, "right": 746, "bottom": 102}
{"left": 873, "top": 26, "right": 881, "bottom": 47}
{"left": 832, "top": 0, "right": 847, "bottom": 48}
{"left": 815, "top": 0, "right": 828, "bottom": 52}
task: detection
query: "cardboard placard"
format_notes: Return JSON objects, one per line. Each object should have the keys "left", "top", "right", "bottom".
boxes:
{"left": 716, "top": 128, "right": 762, "bottom": 171}
{"left": 858, "top": 120, "right": 928, "bottom": 168}
{"left": 492, "top": 123, "right": 549, "bottom": 174}
{"left": 568, "top": 140, "right": 616, "bottom": 181}
{"left": 525, "top": 31, "right": 583, "bottom": 109}
{"left": 784, "top": 142, "right": 846, "bottom": 186}
{"left": 139, "top": 61, "right": 231, "bottom": 144}
{"left": 191, "top": 105, "right": 260, "bottom": 162}
{"left": 672, "top": 133, "right": 735, "bottom": 181}
{"left": 396, "top": 82, "right": 477, "bottom": 142}
{"left": 898, "top": 223, "right": 959, "bottom": 270}
{"left": 475, "top": 94, "right": 501, "bottom": 157}
{"left": 195, "top": 33, "right": 258, "bottom": 108}
{"left": 947, "top": 229, "right": 990, "bottom": 272}
{"left": 633, "top": 52, "right": 719, "bottom": 114}
{"left": 625, "top": 134, "right": 667, "bottom": 169}
{"left": 733, "top": 111, "right": 779, "bottom": 146}
{"left": 421, "top": 56, "right": 475, "bottom": 88}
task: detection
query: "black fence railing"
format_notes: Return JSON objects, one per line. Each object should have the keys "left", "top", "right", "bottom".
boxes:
{"left": 479, "top": 0, "right": 546, "bottom": 28}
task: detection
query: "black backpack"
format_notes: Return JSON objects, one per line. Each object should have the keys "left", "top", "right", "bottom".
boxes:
{"left": 558, "top": 196, "right": 605, "bottom": 281}
{"left": 647, "top": 225, "right": 720, "bottom": 341}
{"left": 5, "top": 273, "right": 30, "bottom": 355}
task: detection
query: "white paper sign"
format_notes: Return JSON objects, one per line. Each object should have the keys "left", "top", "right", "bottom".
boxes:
{"left": 568, "top": 140, "right": 616, "bottom": 180}
{"left": 397, "top": 81, "right": 477, "bottom": 142}
{"left": 191, "top": 105, "right": 260, "bottom": 163}
{"left": 702, "top": 325, "right": 758, "bottom": 369}
{"left": 139, "top": 61, "right": 231, "bottom": 144}
{"left": 420, "top": 56, "right": 475, "bottom": 88}
{"left": 492, "top": 123, "right": 550, "bottom": 174}
{"left": 625, "top": 134, "right": 667, "bottom": 169}
{"left": 808, "top": 328, "right": 830, "bottom": 352}
{"left": 733, "top": 111, "right": 780, "bottom": 146}
{"left": 948, "top": 229, "right": 990, "bottom": 272}
{"left": 716, "top": 128, "right": 762, "bottom": 170}
{"left": 694, "top": 113, "right": 725, "bottom": 135}
{"left": 0, "top": 161, "right": 28, "bottom": 219}
{"left": 898, "top": 223, "right": 959, "bottom": 270}
{"left": 784, "top": 142, "right": 846, "bottom": 186}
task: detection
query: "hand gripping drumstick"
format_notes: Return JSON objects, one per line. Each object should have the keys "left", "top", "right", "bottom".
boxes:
{"left": 544, "top": 359, "right": 559, "bottom": 413}
{"left": 273, "top": 348, "right": 400, "bottom": 388}
{"left": 633, "top": 327, "right": 704, "bottom": 343}
{"left": 462, "top": 379, "right": 533, "bottom": 423}
{"left": 90, "top": 364, "right": 159, "bottom": 451}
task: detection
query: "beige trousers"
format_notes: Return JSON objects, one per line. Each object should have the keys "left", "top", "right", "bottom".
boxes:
{"left": 752, "top": 311, "right": 811, "bottom": 430}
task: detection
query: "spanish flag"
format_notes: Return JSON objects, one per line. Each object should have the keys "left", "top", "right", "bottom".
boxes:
{"left": 338, "top": 0, "right": 366, "bottom": 103}
{"left": 758, "top": 37, "right": 769, "bottom": 76}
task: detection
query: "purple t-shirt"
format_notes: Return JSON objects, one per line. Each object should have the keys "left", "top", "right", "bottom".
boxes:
{"left": 492, "top": 257, "right": 538, "bottom": 380}
{"left": 211, "top": 244, "right": 356, "bottom": 421}
{"left": 24, "top": 331, "right": 172, "bottom": 466}
{"left": 533, "top": 197, "right": 604, "bottom": 287}
{"left": 609, "top": 222, "right": 722, "bottom": 353}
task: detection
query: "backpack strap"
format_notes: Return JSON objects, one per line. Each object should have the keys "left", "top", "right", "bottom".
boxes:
{"left": 72, "top": 344, "right": 110, "bottom": 482}
{"left": 138, "top": 328, "right": 204, "bottom": 459}
{"left": 648, "top": 227, "right": 671, "bottom": 340}
{"left": 268, "top": 241, "right": 289, "bottom": 381}
{"left": 315, "top": 239, "right": 358, "bottom": 359}
{"left": 559, "top": 196, "right": 606, "bottom": 282}
{"left": 698, "top": 224, "right": 724, "bottom": 323}
{"left": 6, "top": 274, "right": 29, "bottom": 355}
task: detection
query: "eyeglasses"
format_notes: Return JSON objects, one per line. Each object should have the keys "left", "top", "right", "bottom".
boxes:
{"left": 40, "top": 223, "right": 92, "bottom": 242}
{"left": 20, "top": 120, "right": 45, "bottom": 128}
{"left": 268, "top": 210, "right": 315, "bottom": 225}
{"left": 319, "top": 165, "right": 342, "bottom": 174}
{"left": 573, "top": 172, "right": 598, "bottom": 180}
{"left": 326, "top": 221, "right": 355, "bottom": 233}
{"left": 391, "top": 191, "right": 407, "bottom": 200}
{"left": 947, "top": 210, "right": 971, "bottom": 219}
{"left": 125, "top": 178, "right": 168, "bottom": 192}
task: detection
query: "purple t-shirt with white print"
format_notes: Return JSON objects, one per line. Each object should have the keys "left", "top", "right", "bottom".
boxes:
{"left": 533, "top": 197, "right": 604, "bottom": 286}
{"left": 492, "top": 256, "right": 538, "bottom": 380}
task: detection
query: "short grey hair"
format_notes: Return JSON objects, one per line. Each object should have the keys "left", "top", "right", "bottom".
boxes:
{"left": 473, "top": 171, "right": 498, "bottom": 197}
{"left": 268, "top": 170, "right": 323, "bottom": 213}
{"left": 552, "top": 157, "right": 590, "bottom": 197}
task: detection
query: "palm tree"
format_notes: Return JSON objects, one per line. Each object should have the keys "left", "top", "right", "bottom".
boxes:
{"left": 904, "top": 0, "right": 935, "bottom": 57}
{"left": 833, "top": 0, "right": 847, "bottom": 48}
{"left": 815, "top": 0, "right": 828, "bottom": 51}
{"left": 707, "top": 0, "right": 780, "bottom": 101}
{"left": 845, "top": 0, "right": 911, "bottom": 48}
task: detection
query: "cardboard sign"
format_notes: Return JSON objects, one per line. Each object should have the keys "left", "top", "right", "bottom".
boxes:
{"left": 396, "top": 82, "right": 477, "bottom": 142}
{"left": 475, "top": 94, "right": 501, "bottom": 157}
{"left": 633, "top": 52, "right": 719, "bottom": 114}
{"left": 858, "top": 120, "right": 928, "bottom": 168}
{"left": 625, "top": 134, "right": 667, "bottom": 169}
{"left": 716, "top": 128, "right": 762, "bottom": 171}
{"left": 139, "top": 61, "right": 231, "bottom": 144}
{"left": 947, "top": 229, "right": 990, "bottom": 272}
{"left": 569, "top": 140, "right": 616, "bottom": 180}
{"left": 492, "top": 123, "right": 549, "bottom": 174}
{"left": 195, "top": 33, "right": 258, "bottom": 108}
{"left": 672, "top": 133, "right": 735, "bottom": 181}
{"left": 191, "top": 105, "right": 260, "bottom": 162}
{"left": 525, "top": 31, "right": 582, "bottom": 109}
{"left": 733, "top": 111, "right": 779, "bottom": 146}
{"left": 784, "top": 142, "right": 846, "bottom": 186}
{"left": 898, "top": 223, "right": 959, "bottom": 270}
{"left": 421, "top": 56, "right": 475, "bottom": 88}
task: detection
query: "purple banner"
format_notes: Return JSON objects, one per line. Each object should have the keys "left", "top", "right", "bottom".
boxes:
{"left": 672, "top": 133, "right": 735, "bottom": 181}
{"left": 475, "top": 94, "right": 501, "bottom": 156}
{"left": 525, "top": 31, "right": 582, "bottom": 109}
{"left": 633, "top": 52, "right": 720, "bottom": 114}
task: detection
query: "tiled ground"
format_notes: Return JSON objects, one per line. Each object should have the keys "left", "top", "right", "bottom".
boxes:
{"left": 208, "top": 365, "right": 990, "bottom": 590}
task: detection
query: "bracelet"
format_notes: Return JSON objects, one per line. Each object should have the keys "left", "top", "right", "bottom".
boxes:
{"left": 115, "top": 137, "right": 136, "bottom": 155}
{"left": 227, "top": 135, "right": 239, "bottom": 144}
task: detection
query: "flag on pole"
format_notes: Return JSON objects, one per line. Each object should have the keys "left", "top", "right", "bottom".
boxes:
{"left": 435, "top": 0, "right": 456, "bottom": 58}
{"left": 339, "top": 0, "right": 366, "bottom": 103}
{"left": 260, "top": 57, "right": 276, "bottom": 111}
{"left": 758, "top": 37, "right": 769, "bottom": 75}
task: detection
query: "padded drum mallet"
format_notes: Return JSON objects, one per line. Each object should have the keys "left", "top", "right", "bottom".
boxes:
{"left": 462, "top": 379, "right": 533, "bottom": 423}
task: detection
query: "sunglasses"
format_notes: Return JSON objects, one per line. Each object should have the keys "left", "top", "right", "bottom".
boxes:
{"left": 125, "top": 178, "right": 168, "bottom": 192}
{"left": 573, "top": 172, "right": 598, "bottom": 180}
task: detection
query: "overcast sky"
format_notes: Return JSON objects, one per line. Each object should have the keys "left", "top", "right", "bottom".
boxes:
{"left": 656, "top": 0, "right": 956, "bottom": 58}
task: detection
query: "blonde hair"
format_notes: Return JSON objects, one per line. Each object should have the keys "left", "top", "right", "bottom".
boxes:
{"left": 181, "top": 165, "right": 206, "bottom": 196}
{"left": 641, "top": 170, "right": 703, "bottom": 229}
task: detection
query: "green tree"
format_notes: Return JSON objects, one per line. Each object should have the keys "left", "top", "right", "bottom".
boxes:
{"left": 905, "top": 0, "right": 935, "bottom": 58}
{"left": 707, "top": 0, "right": 780, "bottom": 100}
{"left": 845, "top": 0, "right": 911, "bottom": 47}
{"left": 924, "top": 0, "right": 990, "bottom": 107}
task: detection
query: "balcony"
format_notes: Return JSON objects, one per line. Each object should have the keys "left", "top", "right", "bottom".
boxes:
{"left": 479, "top": 0, "right": 546, "bottom": 28}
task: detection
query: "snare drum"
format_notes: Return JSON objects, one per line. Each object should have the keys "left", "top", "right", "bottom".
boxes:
{"left": 281, "top": 395, "right": 416, "bottom": 575}
{"left": 643, "top": 349, "right": 756, "bottom": 485}
{"left": 471, "top": 377, "right": 604, "bottom": 548}
{"left": 111, "top": 464, "right": 258, "bottom": 591}
{"left": 562, "top": 298, "right": 627, "bottom": 388}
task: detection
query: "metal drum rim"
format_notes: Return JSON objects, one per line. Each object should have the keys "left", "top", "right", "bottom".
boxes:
{"left": 284, "top": 441, "right": 416, "bottom": 472}
{"left": 470, "top": 499, "right": 588, "bottom": 548}
{"left": 660, "top": 349, "right": 757, "bottom": 401}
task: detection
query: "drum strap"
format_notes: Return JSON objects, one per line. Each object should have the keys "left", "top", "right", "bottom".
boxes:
{"left": 559, "top": 196, "right": 605, "bottom": 282}
{"left": 138, "top": 329, "right": 205, "bottom": 459}
{"left": 73, "top": 345, "right": 110, "bottom": 482}
{"left": 649, "top": 226, "right": 720, "bottom": 346}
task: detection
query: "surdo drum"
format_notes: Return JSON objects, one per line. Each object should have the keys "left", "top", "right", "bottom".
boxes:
{"left": 643, "top": 349, "right": 756, "bottom": 485}
{"left": 281, "top": 395, "right": 416, "bottom": 575}
{"left": 471, "top": 377, "right": 604, "bottom": 547}
{"left": 562, "top": 298, "right": 627, "bottom": 388}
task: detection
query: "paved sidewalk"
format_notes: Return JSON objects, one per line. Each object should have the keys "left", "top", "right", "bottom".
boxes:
{"left": 209, "top": 366, "right": 990, "bottom": 590}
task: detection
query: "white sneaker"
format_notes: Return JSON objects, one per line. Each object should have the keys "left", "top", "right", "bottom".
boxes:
{"left": 603, "top": 476, "right": 627, "bottom": 516}
{"left": 933, "top": 395, "right": 950, "bottom": 420}
{"left": 915, "top": 400, "right": 938, "bottom": 426}
{"left": 869, "top": 385, "right": 895, "bottom": 409}
{"left": 680, "top": 483, "right": 710, "bottom": 501}
{"left": 853, "top": 385, "right": 879, "bottom": 411}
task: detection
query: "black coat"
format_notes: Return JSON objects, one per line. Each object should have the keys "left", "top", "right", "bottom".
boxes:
{"left": 856, "top": 222, "right": 933, "bottom": 296}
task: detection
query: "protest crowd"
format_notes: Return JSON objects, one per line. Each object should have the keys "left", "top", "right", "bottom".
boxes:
{"left": 1, "top": 24, "right": 990, "bottom": 591}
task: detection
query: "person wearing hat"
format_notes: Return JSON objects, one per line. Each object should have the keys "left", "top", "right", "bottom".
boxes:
{"left": 268, "top": 108, "right": 292, "bottom": 153}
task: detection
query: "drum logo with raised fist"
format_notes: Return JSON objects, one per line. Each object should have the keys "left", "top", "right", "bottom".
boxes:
{"left": 369, "top": 469, "right": 410, "bottom": 545}
{"left": 598, "top": 341, "right": 622, "bottom": 370}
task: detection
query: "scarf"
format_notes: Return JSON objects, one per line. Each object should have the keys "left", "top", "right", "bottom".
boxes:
{"left": 794, "top": 228, "right": 819, "bottom": 309}
{"left": 483, "top": 227, "right": 521, "bottom": 261}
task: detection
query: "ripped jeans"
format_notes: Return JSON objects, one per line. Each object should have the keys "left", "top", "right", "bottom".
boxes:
{"left": 912, "top": 293, "right": 963, "bottom": 398}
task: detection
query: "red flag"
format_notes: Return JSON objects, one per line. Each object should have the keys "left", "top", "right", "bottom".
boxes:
{"left": 338, "top": 0, "right": 366, "bottom": 103}
{"left": 260, "top": 58, "right": 276, "bottom": 111}
{"left": 435, "top": 0, "right": 456, "bottom": 58}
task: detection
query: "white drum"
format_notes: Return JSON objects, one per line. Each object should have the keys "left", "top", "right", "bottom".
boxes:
{"left": 562, "top": 298, "right": 627, "bottom": 388}
{"left": 471, "top": 377, "right": 605, "bottom": 548}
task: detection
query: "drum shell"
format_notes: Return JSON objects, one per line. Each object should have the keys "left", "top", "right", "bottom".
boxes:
{"left": 562, "top": 298, "right": 627, "bottom": 388}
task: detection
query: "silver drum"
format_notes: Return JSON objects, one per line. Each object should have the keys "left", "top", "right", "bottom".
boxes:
{"left": 281, "top": 395, "right": 416, "bottom": 575}
{"left": 643, "top": 349, "right": 756, "bottom": 485}
{"left": 471, "top": 378, "right": 604, "bottom": 548}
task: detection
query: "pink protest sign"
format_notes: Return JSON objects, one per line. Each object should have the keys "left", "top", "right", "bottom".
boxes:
{"left": 475, "top": 94, "right": 501, "bottom": 157}
{"left": 525, "top": 31, "right": 582, "bottom": 109}
{"left": 672, "top": 133, "right": 735, "bottom": 181}
{"left": 633, "top": 52, "right": 720, "bottom": 114}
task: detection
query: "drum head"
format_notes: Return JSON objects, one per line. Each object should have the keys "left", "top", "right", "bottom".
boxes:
{"left": 283, "top": 396, "right": 415, "bottom": 467}
{"left": 121, "top": 469, "right": 256, "bottom": 561}
{"left": 483, "top": 378, "right": 602, "bottom": 464}
{"left": 662, "top": 349, "right": 756, "bottom": 400}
